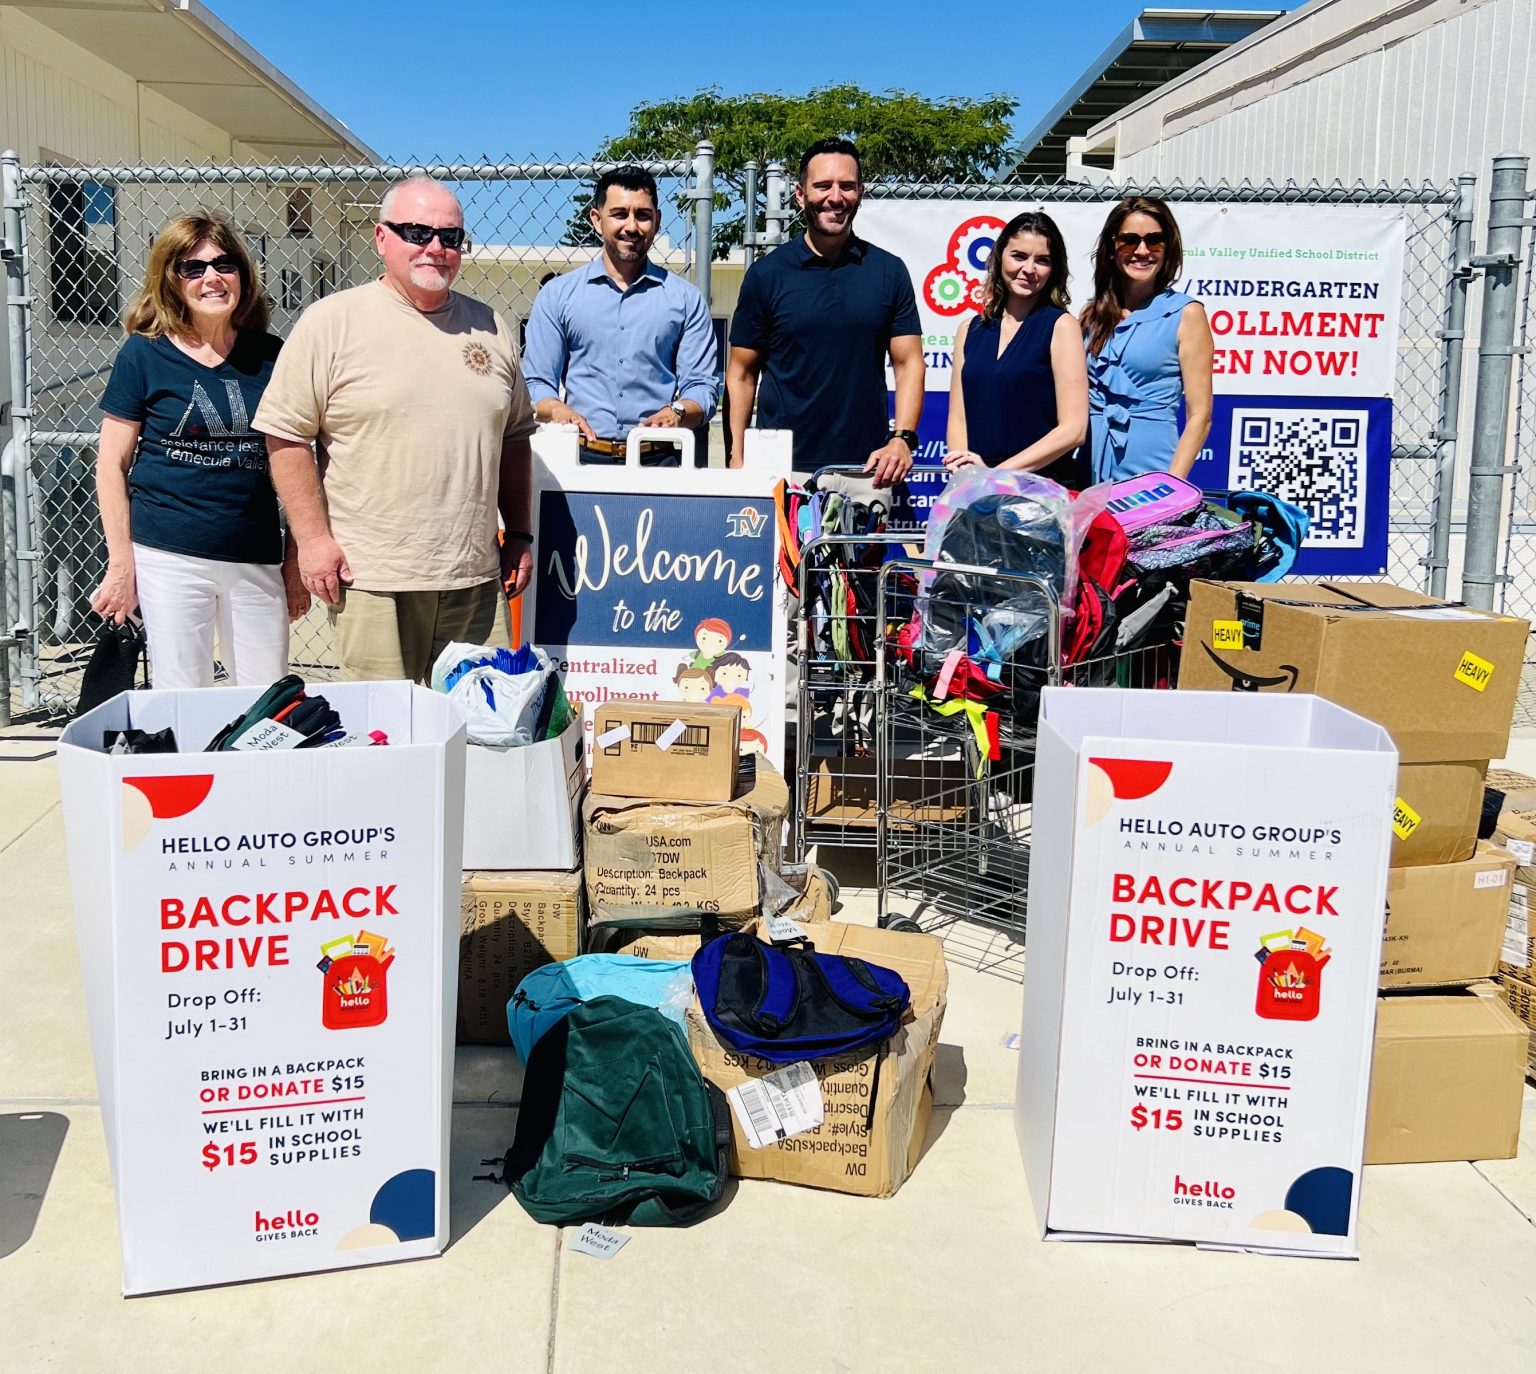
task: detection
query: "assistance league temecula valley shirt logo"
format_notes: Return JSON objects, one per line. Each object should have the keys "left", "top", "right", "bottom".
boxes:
{"left": 168, "top": 377, "right": 267, "bottom": 471}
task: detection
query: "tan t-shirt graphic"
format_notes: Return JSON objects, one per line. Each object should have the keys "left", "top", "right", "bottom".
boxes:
{"left": 256, "top": 280, "right": 536, "bottom": 590}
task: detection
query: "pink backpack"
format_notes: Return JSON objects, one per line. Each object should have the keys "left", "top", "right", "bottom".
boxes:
{"left": 1096, "top": 473, "right": 1202, "bottom": 535}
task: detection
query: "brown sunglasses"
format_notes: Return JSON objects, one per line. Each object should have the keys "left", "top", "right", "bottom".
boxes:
{"left": 1115, "top": 231, "right": 1168, "bottom": 252}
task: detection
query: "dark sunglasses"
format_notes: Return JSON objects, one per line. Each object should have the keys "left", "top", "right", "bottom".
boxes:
{"left": 1114, "top": 231, "right": 1168, "bottom": 252}
{"left": 174, "top": 255, "right": 242, "bottom": 281}
{"left": 383, "top": 221, "right": 469, "bottom": 251}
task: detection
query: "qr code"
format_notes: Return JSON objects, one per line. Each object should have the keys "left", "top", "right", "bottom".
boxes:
{"left": 1228, "top": 409, "right": 1369, "bottom": 549}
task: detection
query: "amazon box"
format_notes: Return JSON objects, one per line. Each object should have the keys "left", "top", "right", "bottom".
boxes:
{"left": 590, "top": 698, "right": 739, "bottom": 803}
{"left": 684, "top": 922, "right": 948, "bottom": 1198}
{"left": 1380, "top": 842, "right": 1515, "bottom": 988}
{"left": 1365, "top": 985, "right": 1526, "bottom": 1163}
{"left": 1179, "top": 580, "right": 1529, "bottom": 764}
{"left": 1390, "top": 760, "right": 1484, "bottom": 868}
{"left": 458, "top": 869, "right": 583, "bottom": 1044}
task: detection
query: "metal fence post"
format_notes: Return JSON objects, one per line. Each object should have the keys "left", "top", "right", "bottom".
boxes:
{"left": 2, "top": 148, "right": 33, "bottom": 721}
{"left": 1426, "top": 174, "right": 1476, "bottom": 598}
{"left": 742, "top": 161, "right": 759, "bottom": 268}
{"left": 691, "top": 140, "right": 714, "bottom": 309}
{"left": 764, "top": 162, "right": 787, "bottom": 247}
{"left": 1462, "top": 153, "right": 1530, "bottom": 609}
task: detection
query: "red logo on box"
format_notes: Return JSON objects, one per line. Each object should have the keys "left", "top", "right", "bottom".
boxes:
{"left": 323, "top": 954, "right": 389, "bottom": 1029}
{"left": 1256, "top": 951, "right": 1324, "bottom": 1021}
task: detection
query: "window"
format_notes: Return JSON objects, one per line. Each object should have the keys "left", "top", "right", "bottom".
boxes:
{"left": 280, "top": 268, "right": 303, "bottom": 311}
{"left": 48, "top": 179, "right": 120, "bottom": 326}
{"left": 285, "top": 188, "right": 313, "bottom": 238}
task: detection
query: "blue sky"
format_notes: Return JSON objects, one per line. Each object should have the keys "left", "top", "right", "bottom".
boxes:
{"left": 205, "top": 0, "right": 1295, "bottom": 161}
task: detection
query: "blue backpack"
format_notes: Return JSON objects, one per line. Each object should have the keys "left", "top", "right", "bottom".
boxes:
{"left": 691, "top": 932, "right": 910, "bottom": 1066}
{"left": 507, "top": 955, "right": 691, "bottom": 1064}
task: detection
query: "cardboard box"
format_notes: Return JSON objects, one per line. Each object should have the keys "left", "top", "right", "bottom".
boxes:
{"left": 583, "top": 756, "right": 788, "bottom": 931}
{"left": 1179, "top": 580, "right": 1530, "bottom": 764}
{"left": 1390, "top": 759, "right": 1484, "bottom": 868}
{"left": 1017, "top": 688, "right": 1396, "bottom": 1258}
{"left": 458, "top": 869, "right": 583, "bottom": 1045}
{"left": 1365, "top": 985, "right": 1526, "bottom": 1163}
{"left": 601, "top": 867, "right": 835, "bottom": 958}
{"left": 462, "top": 706, "right": 584, "bottom": 870}
{"left": 1492, "top": 803, "right": 1536, "bottom": 882}
{"left": 684, "top": 922, "right": 948, "bottom": 1197}
{"left": 1500, "top": 882, "right": 1535, "bottom": 977}
{"left": 1486, "top": 768, "right": 1536, "bottom": 814}
{"left": 1380, "top": 842, "right": 1515, "bottom": 988}
{"left": 1501, "top": 970, "right": 1536, "bottom": 1029}
{"left": 591, "top": 698, "right": 740, "bottom": 803}
{"left": 57, "top": 682, "right": 465, "bottom": 1294}
{"left": 805, "top": 753, "right": 970, "bottom": 828}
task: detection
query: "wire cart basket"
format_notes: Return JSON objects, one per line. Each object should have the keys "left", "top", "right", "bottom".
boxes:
{"left": 874, "top": 556, "right": 1177, "bottom": 954}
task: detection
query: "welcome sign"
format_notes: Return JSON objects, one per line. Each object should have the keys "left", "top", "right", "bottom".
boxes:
{"left": 527, "top": 435, "right": 792, "bottom": 771}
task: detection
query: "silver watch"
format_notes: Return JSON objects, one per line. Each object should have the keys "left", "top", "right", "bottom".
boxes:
{"left": 670, "top": 400, "right": 689, "bottom": 423}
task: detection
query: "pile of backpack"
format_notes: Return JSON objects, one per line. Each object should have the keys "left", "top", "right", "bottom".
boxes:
{"left": 491, "top": 924, "right": 918, "bottom": 1228}
{"left": 893, "top": 469, "right": 1310, "bottom": 736}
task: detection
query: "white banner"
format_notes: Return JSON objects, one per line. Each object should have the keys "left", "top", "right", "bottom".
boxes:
{"left": 861, "top": 200, "right": 1405, "bottom": 398}
{"left": 857, "top": 199, "right": 1407, "bottom": 576}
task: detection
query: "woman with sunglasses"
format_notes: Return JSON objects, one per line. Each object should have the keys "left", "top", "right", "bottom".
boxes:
{"left": 1079, "top": 197, "right": 1213, "bottom": 484}
{"left": 943, "top": 211, "right": 1088, "bottom": 485}
{"left": 91, "top": 211, "right": 304, "bottom": 688}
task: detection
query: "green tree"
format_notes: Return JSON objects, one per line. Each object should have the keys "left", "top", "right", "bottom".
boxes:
{"left": 563, "top": 84, "right": 1018, "bottom": 259}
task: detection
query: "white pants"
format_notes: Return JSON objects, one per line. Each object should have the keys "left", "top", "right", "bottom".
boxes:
{"left": 132, "top": 543, "right": 289, "bottom": 689}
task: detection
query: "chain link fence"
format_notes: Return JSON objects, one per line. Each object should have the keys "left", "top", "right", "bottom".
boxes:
{"left": 4, "top": 156, "right": 1470, "bottom": 717}
{"left": 2, "top": 153, "right": 701, "bottom": 715}
{"left": 1501, "top": 181, "right": 1536, "bottom": 722}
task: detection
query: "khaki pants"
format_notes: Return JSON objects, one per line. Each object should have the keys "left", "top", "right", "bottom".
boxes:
{"left": 332, "top": 580, "right": 510, "bottom": 684}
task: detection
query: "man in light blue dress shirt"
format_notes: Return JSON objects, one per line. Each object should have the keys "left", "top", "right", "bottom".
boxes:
{"left": 523, "top": 166, "right": 719, "bottom": 467}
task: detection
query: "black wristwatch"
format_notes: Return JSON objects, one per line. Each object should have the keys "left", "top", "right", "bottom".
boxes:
{"left": 890, "top": 428, "right": 919, "bottom": 453}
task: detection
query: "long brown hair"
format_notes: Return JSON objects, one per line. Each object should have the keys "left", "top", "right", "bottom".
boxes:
{"left": 123, "top": 211, "right": 271, "bottom": 338}
{"left": 1079, "top": 196, "right": 1184, "bottom": 356}
{"left": 981, "top": 212, "right": 1070, "bottom": 321}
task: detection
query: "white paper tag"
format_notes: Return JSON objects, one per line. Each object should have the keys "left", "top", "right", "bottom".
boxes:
{"left": 728, "top": 1062, "right": 824, "bottom": 1149}
{"left": 568, "top": 1223, "right": 630, "bottom": 1260}
{"left": 595, "top": 724, "right": 630, "bottom": 749}
{"left": 1393, "top": 607, "right": 1489, "bottom": 620}
{"left": 1503, "top": 906, "right": 1530, "bottom": 965}
{"left": 654, "top": 719, "right": 687, "bottom": 752}
{"left": 230, "top": 719, "right": 307, "bottom": 752}
{"left": 1506, "top": 838, "right": 1534, "bottom": 866}
{"left": 762, "top": 914, "right": 808, "bottom": 944}
{"left": 1475, "top": 869, "right": 1508, "bottom": 890}
{"left": 1512, "top": 888, "right": 1530, "bottom": 914}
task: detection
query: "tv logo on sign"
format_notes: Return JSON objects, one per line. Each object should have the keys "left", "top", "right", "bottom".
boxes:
{"left": 725, "top": 506, "right": 767, "bottom": 538}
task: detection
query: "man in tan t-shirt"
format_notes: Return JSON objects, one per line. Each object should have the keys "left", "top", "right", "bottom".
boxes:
{"left": 257, "top": 177, "right": 536, "bottom": 682}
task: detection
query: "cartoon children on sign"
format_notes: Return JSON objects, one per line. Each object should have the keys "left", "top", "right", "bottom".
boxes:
{"left": 678, "top": 619, "right": 764, "bottom": 755}
{"left": 673, "top": 663, "right": 714, "bottom": 703}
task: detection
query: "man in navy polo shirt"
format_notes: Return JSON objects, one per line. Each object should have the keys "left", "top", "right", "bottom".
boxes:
{"left": 726, "top": 138, "right": 923, "bottom": 485}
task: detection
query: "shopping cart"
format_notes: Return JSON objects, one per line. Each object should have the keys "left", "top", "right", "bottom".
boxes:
{"left": 788, "top": 466, "right": 922, "bottom": 860}
{"left": 873, "top": 556, "right": 1176, "bottom": 953}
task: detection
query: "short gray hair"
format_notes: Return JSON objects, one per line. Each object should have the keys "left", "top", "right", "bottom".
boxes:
{"left": 379, "top": 177, "right": 461, "bottom": 223}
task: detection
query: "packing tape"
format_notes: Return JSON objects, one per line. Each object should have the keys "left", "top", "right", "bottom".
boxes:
{"left": 595, "top": 724, "right": 630, "bottom": 749}
{"left": 655, "top": 719, "right": 687, "bottom": 751}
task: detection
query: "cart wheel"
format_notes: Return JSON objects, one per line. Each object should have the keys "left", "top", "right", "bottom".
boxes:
{"left": 822, "top": 872, "right": 841, "bottom": 903}
{"left": 886, "top": 917, "right": 924, "bottom": 935}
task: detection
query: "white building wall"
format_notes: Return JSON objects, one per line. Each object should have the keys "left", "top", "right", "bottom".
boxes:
{"left": 1106, "top": 0, "right": 1534, "bottom": 188}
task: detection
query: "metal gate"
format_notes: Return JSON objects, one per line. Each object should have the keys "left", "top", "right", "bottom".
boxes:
{"left": 1, "top": 148, "right": 713, "bottom": 715}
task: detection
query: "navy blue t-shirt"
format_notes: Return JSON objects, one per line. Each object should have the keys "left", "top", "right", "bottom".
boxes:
{"left": 100, "top": 330, "right": 285, "bottom": 565}
{"left": 730, "top": 235, "right": 920, "bottom": 471}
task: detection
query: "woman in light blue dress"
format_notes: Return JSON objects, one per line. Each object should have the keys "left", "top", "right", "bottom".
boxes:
{"left": 1079, "top": 197, "right": 1213, "bottom": 484}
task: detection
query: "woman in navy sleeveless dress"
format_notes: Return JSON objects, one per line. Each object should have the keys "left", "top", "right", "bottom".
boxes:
{"left": 1079, "top": 196, "right": 1213, "bottom": 484}
{"left": 944, "top": 212, "right": 1088, "bottom": 486}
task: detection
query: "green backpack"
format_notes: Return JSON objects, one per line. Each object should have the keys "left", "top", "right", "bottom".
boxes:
{"left": 504, "top": 996, "right": 732, "bottom": 1227}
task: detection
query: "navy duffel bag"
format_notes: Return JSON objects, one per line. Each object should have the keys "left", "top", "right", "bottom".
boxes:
{"left": 691, "top": 931, "right": 910, "bottom": 1065}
